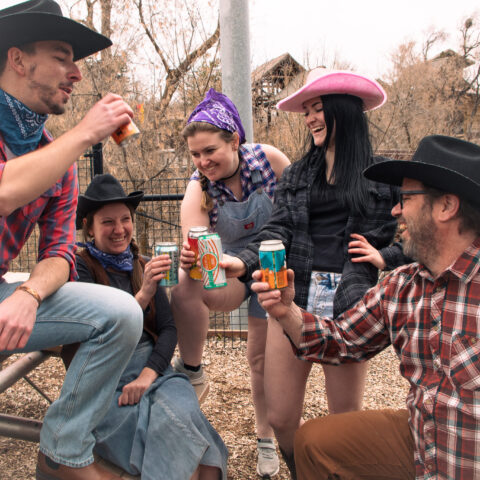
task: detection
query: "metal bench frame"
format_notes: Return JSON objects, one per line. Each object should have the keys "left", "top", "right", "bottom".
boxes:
{"left": 0, "top": 350, "right": 55, "bottom": 442}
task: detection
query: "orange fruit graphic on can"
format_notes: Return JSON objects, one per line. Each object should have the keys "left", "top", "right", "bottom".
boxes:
{"left": 198, "top": 233, "right": 227, "bottom": 289}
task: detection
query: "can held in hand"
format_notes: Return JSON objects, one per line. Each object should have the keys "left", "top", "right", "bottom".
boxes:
{"left": 259, "top": 240, "right": 288, "bottom": 289}
{"left": 154, "top": 242, "right": 179, "bottom": 286}
{"left": 111, "top": 119, "right": 140, "bottom": 146}
{"left": 188, "top": 226, "right": 209, "bottom": 280}
{"left": 198, "top": 233, "right": 227, "bottom": 289}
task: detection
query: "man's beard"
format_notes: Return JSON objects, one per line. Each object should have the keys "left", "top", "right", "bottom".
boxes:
{"left": 27, "top": 70, "right": 67, "bottom": 115}
{"left": 402, "top": 205, "right": 439, "bottom": 268}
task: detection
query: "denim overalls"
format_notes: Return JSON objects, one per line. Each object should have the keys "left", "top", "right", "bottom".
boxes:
{"left": 212, "top": 168, "right": 273, "bottom": 318}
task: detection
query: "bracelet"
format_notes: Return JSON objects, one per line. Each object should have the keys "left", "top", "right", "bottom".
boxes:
{"left": 15, "top": 285, "right": 42, "bottom": 306}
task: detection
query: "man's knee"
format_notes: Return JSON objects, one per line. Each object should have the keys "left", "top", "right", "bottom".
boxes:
{"left": 294, "top": 417, "right": 345, "bottom": 479}
{"left": 71, "top": 283, "right": 143, "bottom": 348}
{"left": 295, "top": 416, "right": 333, "bottom": 458}
{"left": 104, "top": 290, "right": 143, "bottom": 346}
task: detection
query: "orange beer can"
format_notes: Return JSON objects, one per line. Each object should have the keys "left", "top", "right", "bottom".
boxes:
{"left": 188, "top": 226, "right": 209, "bottom": 280}
{"left": 259, "top": 240, "right": 288, "bottom": 289}
{"left": 111, "top": 119, "right": 140, "bottom": 146}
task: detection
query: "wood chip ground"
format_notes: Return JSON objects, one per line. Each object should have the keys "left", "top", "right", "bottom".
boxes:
{"left": 0, "top": 341, "right": 408, "bottom": 479}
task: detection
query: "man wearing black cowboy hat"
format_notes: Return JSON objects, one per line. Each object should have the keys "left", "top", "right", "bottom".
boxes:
{"left": 0, "top": 1, "right": 143, "bottom": 479}
{"left": 252, "top": 135, "right": 480, "bottom": 479}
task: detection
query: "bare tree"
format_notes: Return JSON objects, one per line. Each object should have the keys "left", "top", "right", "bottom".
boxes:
{"left": 371, "top": 12, "right": 480, "bottom": 150}
{"left": 49, "top": 0, "right": 221, "bottom": 182}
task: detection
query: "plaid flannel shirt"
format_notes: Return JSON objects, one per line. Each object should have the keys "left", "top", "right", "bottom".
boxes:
{"left": 191, "top": 143, "right": 276, "bottom": 229}
{"left": 235, "top": 155, "right": 408, "bottom": 315}
{"left": 295, "top": 237, "right": 480, "bottom": 480}
{"left": 0, "top": 132, "right": 78, "bottom": 280}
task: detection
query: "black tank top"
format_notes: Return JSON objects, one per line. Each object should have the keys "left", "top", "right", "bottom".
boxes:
{"left": 309, "top": 183, "right": 349, "bottom": 273}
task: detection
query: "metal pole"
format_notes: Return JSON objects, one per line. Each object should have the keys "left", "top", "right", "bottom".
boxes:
{"left": 219, "top": 0, "right": 253, "bottom": 143}
{"left": 92, "top": 142, "right": 103, "bottom": 177}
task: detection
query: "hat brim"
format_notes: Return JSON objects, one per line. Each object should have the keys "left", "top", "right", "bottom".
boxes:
{"left": 76, "top": 191, "right": 144, "bottom": 230}
{"left": 0, "top": 12, "right": 112, "bottom": 61}
{"left": 277, "top": 71, "right": 386, "bottom": 113}
{"left": 364, "top": 160, "right": 480, "bottom": 208}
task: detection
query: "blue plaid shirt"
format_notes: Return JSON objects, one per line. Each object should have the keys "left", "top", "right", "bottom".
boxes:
{"left": 191, "top": 143, "right": 277, "bottom": 229}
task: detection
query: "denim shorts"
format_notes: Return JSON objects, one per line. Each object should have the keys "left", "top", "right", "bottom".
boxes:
{"left": 306, "top": 271, "right": 342, "bottom": 317}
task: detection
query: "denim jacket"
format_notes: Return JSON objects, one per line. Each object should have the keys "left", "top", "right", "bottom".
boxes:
{"left": 235, "top": 155, "right": 408, "bottom": 316}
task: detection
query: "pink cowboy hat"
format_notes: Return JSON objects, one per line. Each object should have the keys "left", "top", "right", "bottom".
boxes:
{"left": 277, "top": 67, "right": 387, "bottom": 113}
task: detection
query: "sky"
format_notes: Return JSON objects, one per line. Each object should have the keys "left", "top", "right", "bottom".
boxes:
{"left": 249, "top": 0, "right": 480, "bottom": 79}
{"left": 2, "top": 0, "right": 479, "bottom": 81}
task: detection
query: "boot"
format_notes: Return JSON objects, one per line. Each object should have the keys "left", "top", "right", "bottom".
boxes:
{"left": 36, "top": 452, "right": 123, "bottom": 480}
{"left": 279, "top": 447, "right": 297, "bottom": 480}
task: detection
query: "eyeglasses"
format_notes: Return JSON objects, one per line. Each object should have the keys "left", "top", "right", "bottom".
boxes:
{"left": 398, "top": 190, "right": 428, "bottom": 209}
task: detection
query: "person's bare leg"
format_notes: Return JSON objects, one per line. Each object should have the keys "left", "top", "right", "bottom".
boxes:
{"left": 322, "top": 361, "right": 368, "bottom": 414}
{"left": 264, "top": 318, "right": 311, "bottom": 457}
{"left": 247, "top": 316, "right": 274, "bottom": 439}
{"left": 171, "top": 270, "right": 246, "bottom": 365}
{"left": 198, "top": 465, "right": 221, "bottom": 479}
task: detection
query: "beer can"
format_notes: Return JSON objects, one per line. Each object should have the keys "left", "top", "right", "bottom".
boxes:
{"left": 154, "top": 242, "right": 179, "bottom": 287}
{"left": 111, "top": 119, "right": 140, "bottom": 146}
{"left": 188, "top": 226, "right": 209, "bottom": 280}
{"left": 198, "top": 233, "right": 227, "bottom": 289}
{"left": 259, "top": 240, "right": 288, "bottom": 289}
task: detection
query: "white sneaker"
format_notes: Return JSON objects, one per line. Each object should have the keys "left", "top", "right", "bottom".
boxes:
{"left": 172, "top": 356, "right": 207, "bottom": 386}
{"left": 257, "top": 438, "right": 280, "bottom": 478}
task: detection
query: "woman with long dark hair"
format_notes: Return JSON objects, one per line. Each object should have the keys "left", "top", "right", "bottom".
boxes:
{"left": 226, "top": 68, "right": 408, "bottom": 478}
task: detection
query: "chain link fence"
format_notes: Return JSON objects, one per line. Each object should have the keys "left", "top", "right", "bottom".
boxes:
{"left": 10, "top": 145, "right": 249, "bottom": 346}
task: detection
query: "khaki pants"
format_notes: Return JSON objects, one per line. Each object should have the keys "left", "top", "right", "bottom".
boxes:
{"left": 294, "top": 409, "right": 415, "bottom": 480}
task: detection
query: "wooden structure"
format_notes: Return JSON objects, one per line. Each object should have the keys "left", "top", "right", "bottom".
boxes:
{"left": 251, "top": 53, "right": 305, "bottom": 123}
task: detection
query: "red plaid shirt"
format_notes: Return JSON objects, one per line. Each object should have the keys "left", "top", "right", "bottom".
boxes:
{"left": 295, "top": 237, "right": 480, "bottom": 480}
{"left": 0, "top": 133, "right": 78, "bottom": 280}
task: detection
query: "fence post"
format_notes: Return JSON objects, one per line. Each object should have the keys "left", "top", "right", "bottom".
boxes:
{"left": 92, "top": 143, "right": 103, "bottom": 178}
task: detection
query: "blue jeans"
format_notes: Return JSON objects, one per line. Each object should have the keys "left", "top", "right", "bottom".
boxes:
{"left": 0, "top": 280, "right": 143, "bottom": 467}
{"left": 306, "top": 271, "right": 342, "bottom": 317}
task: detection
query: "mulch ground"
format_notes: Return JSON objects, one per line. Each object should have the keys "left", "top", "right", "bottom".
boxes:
{"left": 0, "top": 341, "right": 408, "bottom": 479}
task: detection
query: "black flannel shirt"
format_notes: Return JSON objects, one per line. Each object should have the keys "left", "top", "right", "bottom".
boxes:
{"left": 235, "top": 155, "right": 409, "bottom": 317}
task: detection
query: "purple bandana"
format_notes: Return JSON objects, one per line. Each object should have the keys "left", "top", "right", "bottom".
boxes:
{"left": 187, "top": 88, "right": 246, "bottom": 143}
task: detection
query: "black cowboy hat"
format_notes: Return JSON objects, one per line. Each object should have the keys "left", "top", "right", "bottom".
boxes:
{"left": 0, "top": 0, "right": 112, "bottom": 61}
{"left": 76, "top": 174, "right": 144, "bottom": 230}
{"left": 364, "top": 135, "right": 480, "bottom": 209}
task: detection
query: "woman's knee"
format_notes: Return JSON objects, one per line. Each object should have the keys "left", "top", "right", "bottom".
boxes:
{"left": 267, "top": 406, "right": 300, "bottom": 435}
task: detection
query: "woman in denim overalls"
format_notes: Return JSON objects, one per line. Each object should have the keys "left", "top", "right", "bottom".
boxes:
{"left": 171, "top": 89, "right": 290, "bottom": 478}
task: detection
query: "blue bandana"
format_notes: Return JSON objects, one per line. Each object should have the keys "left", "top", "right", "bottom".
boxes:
{"left": 77, "top": 241, "right": 134, "bottom": 272}
{"left": 0, "top": 88, "right": 48, "bottom": 156}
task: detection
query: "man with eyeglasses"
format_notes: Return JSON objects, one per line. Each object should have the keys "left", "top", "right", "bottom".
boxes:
{"left": 251, "top": 134, "right": 480, "bottom": 480}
